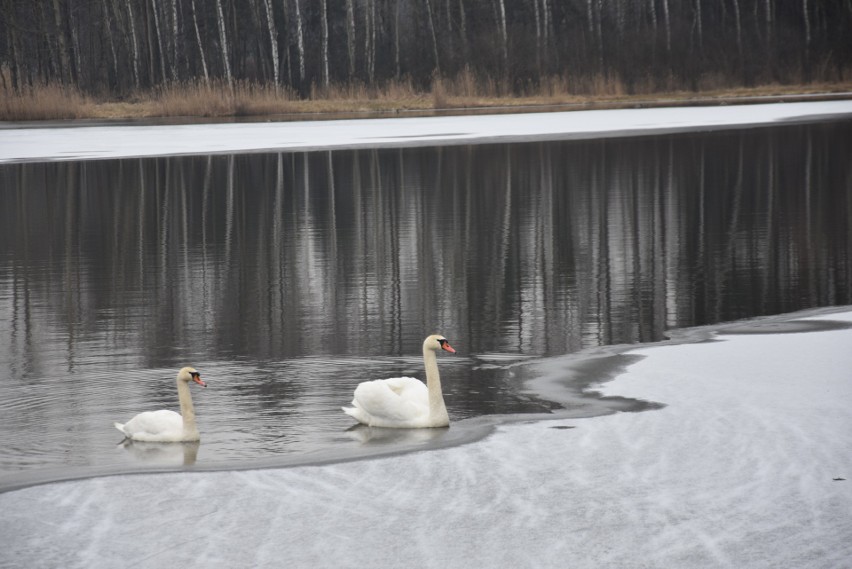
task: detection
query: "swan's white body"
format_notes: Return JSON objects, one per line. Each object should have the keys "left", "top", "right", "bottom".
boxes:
{"left": 343, "top": 335, "right": 456, "bottom": 428}
{"left": 114, "top": 367, "right": 206, "bottom": 442}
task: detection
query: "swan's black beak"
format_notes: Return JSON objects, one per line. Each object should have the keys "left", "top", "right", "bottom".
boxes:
{"left": 190, "top": 372, "right": 207, "bottom": 387}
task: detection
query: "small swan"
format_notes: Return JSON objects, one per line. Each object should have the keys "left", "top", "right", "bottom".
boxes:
{"left": 114, "top": 367, "right": 207, "bottom": 442}
{"left": 343, "top": 335, "right": 456, "bottom": 428}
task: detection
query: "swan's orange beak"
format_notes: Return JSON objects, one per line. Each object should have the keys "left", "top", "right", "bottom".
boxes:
{"left": 442, "top": 342, "right": 456, "bottom": 354}
{"left": 192, "top": 374, "right": 207, "bottom": 387}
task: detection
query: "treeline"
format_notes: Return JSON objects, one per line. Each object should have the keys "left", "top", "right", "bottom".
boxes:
{"left": 2, "top": 0, "right": 851, "bottom": 97}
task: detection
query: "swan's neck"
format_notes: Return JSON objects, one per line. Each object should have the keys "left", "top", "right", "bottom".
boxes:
{"left": 424, "top": 347, "right": 449, "bottom": 425}
{"left": 176, "top": 378, "right": 199, "bottom": 436}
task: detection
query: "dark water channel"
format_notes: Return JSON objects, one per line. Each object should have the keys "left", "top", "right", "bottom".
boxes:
{"left": 1, "top": 120, "right": 850, "bottom": 488}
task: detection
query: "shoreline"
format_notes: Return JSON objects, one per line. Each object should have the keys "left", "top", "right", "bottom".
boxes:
{"left": 2, "top": 99, "right": 852, "bottom": 165}
{"left": 3, "top": 305, "right": 848, "bottom": 495}
{"left": 3, "top": 86, "right": 851, "bottom": 126}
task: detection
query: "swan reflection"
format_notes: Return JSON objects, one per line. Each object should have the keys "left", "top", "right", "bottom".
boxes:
{"left": 345, "top": 425, "right": 448, "bottom": 446}
{"left": 118, "top": 440, "right": 200, "bottom": 466}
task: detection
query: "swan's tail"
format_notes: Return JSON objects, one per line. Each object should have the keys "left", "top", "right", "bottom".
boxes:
{"left": 114, "top": 422, "right": 127, "bottom": 435}
{"left": 342, "top": 404, "right": 370, "bottom": 425}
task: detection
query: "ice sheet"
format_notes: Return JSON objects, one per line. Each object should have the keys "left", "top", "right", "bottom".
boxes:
{"left": 2, "top": 100, "right": 851, "bottom": 163}
{"left": 2, "top": 309, "right": 850, "bottom": 568}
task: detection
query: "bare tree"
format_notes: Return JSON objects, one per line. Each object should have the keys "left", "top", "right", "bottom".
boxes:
{"left": 345, "top": 0, "right": 356, "bottom": 80}
{"left": 424, "top": 0, "right": 440, "bottom": 74}
{"left": 51, "top": 0, "right": 73, "bottom": 83}
{"left": 263, "top": 0, "right": 280, "bottom": 85}
{"left": 394, "top": 0, "right": 401, "bottom": 78}
{"left": 293, "top": 0, "right": 306, "bottom": 84}
{"left": 125, "top": 0, "right": 141, "bottom": 88}
{"left": 101, "top": 0, "right": 118, "bottom": 85}
{"left": 365, "top": 0, "right": 376, "bottom": 83}
{"left": 731, "top": 0, "right": 743, "bottom": 58}
{"left": 190, "top": 0, "right": 210, "bottom": 83}
{"left": 320, "top": 0, "right": 330, "bottom": 88}
{"left": 215, "top": 0, "right": 233, "bottom": 83}
{"left": 457, "top": 0, "right": 468, "bottom": 61}
{"left": 496, "top": 0, "right": 508, "bottom": 67}
{"left": 150, "top": 0, "right": 167, "bottom": 83}
{"left": 171, "top": 0, "right": 180, "bottom": 82}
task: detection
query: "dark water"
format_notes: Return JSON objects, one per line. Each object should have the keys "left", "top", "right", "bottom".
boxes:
{"left": 1, "top": 120, "right": 850, "bottom": 487}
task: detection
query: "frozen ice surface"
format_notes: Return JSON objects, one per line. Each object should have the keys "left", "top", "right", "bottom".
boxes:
{"left": 2, "top": 100, "right": 852, "bottom": 163}
{"left": 2, "top": 309, "right": 850, "bottom": 568}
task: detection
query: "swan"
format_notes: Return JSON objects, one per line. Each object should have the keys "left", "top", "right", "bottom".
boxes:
{"left": 342, "top": 334, "right": 456, "bottom": 428}
{"left": 114, "top": 367, "right": 207, "bottom": 442}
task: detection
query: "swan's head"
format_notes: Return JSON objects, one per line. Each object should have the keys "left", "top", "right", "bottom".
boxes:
{"left": 178, "top": 367, "right": 207, "bottom": 387}
{"left": 424, "top": 334, "right": 456, "bottom": 354}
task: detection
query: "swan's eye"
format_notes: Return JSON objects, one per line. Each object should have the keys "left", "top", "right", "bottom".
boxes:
{"left": 190, "top": 372, "right": 199, "bottom": 377}
{"left": 438, "top": 339, "right": 447, "bottom": 346}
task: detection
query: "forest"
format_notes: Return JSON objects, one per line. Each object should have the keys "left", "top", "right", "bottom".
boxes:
{"left": 1, "top": 0, "right": 851, "bottom": 98}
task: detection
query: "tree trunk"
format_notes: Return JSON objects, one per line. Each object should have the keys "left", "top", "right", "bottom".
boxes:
{"left": 124, "top": 0, "right": 141, "bottom": 88}
{"left": 320, "top": 0, "right": 330, "bottom": 89}
{"left": 458, "top": 0, "right": 468, "bottom": 62}
{"left": 694, "top": 0, "right": 703, "bottom": 53}
{"left": 365, "top": 0, "right": 376, "bottom": 83}
{"left": 101, "top": 0, "right": 119, "bottom": 87}
{"left": 764, "top": 0, "right": 773, "bottom": 54}
{"left": 394, "top": 0, "right": 401, "bottom": 78}
{"left": 263, "top": 0, "right": 280, "bottom": 85}
{"left": 190, "top": 0, "right": 210, "bottom": 83}
{"left": 293, "top": 0, "right": 305, "bottom": 83}
{"left": 51, "top": 0, "right": 73, "bottom": 84}
{"left": 731, "top": 0, "right": 743, "bottom": 58}
{"left": 496, "top": 0, "right": 508, "bottom": 67}
{"left": 171, "top": 0, "right": 180, "bottom": 82}
{"left": 345, "top": 0, "right": 356, "bottom": 80}
{"left": 68, "top": 2, "right": 82, "bottom": 86}
{"left": 662, "top": 0, "right": 672, "bottom": 55}
{"left": 280, "top": 0, "right": 292, "bottom": 85}
{"left": 5, "top": 0, "right": 23, "bottom": 88}
{"left": 802, "top": 0, "right": 811, "bottom": 49}
{"left": 215, "top": 0, "right": 233, "bottom": 83}
{"left": 151, "top": 0, "right": 168, "bottom": 84}
{"left": 424, "top": 0, "right": 440, "bottom": 74}
{"left": 533, "top": 0, "right": 542, "bottom": 73}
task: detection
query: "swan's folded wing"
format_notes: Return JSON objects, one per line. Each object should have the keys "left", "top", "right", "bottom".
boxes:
{"left": 350, "top": 377, "right": 428, "bottom": 423}
{"left": 122, "top": 409, "right": 183, "bottom": 439}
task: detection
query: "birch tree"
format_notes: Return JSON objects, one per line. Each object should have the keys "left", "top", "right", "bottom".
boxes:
{"left": 496, "top": 0, "right": 508, "bottom": 67}
{"left": 215, "top": 0, "right": 233, "bottom": 83}
{"left": 320, "top": 0, "right": 330, "bottom": 88}
{"left": 365, "top": 0, "right": 376, "bottom": 83}
{"left": 190, "top": 0, "right": 210, "bottom": 83}
{"left": 263, "top": 0, "right": 279, "bottom": 85}
{"left": 345, "top": 0, "right": 356, "bottom": 80}
{"left": 293, "top": 0, "right": 305, "bottom": 83}
{"left": 124, "top": 0, "right": 141, "bottom": 88}
{"left": 101, "top": 0, "right": 118, "bottom": 84}
{"left": 424, "top": 0, "right": 440, "bottom": 74}
{"left": 150, "top": 0, "right": 167, "bottom": 83}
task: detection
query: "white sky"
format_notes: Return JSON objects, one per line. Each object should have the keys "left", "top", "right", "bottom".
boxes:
{"left": 1, "top": 308, "right": 850, "bottom": 568}
{"left": 1, "top": 100, "right": 851, "bottom": 163}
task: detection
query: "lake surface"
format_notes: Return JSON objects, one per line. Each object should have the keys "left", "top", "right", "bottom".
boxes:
{"left": 1, "top": 120, "right": 850, "bottom": 488}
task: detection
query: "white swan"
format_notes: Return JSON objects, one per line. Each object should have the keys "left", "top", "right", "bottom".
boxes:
{"left": 114, "top": 367, "right": 207, "bottom": 442}
{"left": 343, "top": 335, "right": 456, "bottom": 428}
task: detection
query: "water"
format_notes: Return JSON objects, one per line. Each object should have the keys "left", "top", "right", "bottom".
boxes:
{"left": 1, "top": 121, "right": 850, "bottom": 488}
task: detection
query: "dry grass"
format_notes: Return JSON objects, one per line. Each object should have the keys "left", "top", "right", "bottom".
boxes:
{"left": 0, "top": 82, "right": 94, "bottom": 121}
{"left": 1, "top": 74, "right": 850, "bottom": 122}
{"left": 152, "top": 80, "right": 303, "bottom": 117}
